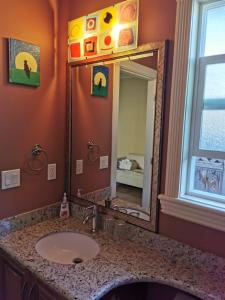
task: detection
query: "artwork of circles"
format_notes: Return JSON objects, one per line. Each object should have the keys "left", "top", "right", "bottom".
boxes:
{"left": 68, "top": 0, "right": 139, "bottom": 62}
{"left": 86, "top": 17, "right": 97, "bottom": 31}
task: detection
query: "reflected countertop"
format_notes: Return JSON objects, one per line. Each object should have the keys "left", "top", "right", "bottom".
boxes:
{"left": 0, "top": 205, "right": 225, "bottom": 300}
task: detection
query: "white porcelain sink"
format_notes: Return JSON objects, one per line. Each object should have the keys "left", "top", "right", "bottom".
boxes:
{"left": 35, "top": 232, "right": 100, "bottom": 264}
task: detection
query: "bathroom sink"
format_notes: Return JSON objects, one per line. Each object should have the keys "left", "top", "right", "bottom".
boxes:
{"left": 100, "top": 282, "right": 201, "bottom": 300}
{"left": 35, "top": 232, "right": 100, "bottom": 264}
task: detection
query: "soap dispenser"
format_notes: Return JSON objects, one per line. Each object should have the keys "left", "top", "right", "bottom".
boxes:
{"left": 60, "top": 192, "right": 70, "bottom": 218}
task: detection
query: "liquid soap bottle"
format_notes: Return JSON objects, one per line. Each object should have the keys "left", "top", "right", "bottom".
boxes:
{"left": 60, "top": 192, "right": 70, "bottom": 218}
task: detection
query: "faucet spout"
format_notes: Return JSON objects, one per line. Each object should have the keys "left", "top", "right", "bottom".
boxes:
{"left": 82, "top": 213, "right": 94, "bottom": 225}
{"left": 82, "top": 205, "right": 98, "bottom": 233}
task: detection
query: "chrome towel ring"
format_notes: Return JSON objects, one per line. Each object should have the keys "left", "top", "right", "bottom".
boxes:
{"left": 28, "top": 144, "right": 48, "bottom": 172}
{"left": 87, "top": 141, "right": 100, "bottom": 163}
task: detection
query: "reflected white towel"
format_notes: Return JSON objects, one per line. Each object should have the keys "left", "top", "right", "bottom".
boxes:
{"left": 119, "top": 159, "right": 132, "bottom": 170}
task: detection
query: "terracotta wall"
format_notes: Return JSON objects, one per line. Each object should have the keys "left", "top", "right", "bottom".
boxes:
{"left": 71, "top": 65, "right": 113, "bottom": 195}
{"left": 0, "top": 0, "right": 66, "bottom": 218}
{"left": 159, "top": 214, "right": 225, "bottom": 257}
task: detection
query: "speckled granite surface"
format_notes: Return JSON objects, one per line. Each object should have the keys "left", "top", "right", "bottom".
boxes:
{"left": 0, "top": 203, "right": 60, "bottom": 236}
{"left": 0, "top": 205, "right": 225, "bottom": 300}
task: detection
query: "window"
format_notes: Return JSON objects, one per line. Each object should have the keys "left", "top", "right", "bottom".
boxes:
{"left": 185, "top": 1, "right": 225, "bottom": 202}
{"left": 159, "top": 0, "right": 225, "bottom": 232}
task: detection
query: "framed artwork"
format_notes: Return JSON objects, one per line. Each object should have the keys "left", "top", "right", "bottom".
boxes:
{"left": 68, "top": 0, "right": 139, "bottom": 62}
{"left": 8, "top": 38, "right": 40, "bottom": 87}
{"left": 91, "top": 66, "right": 109, "bottom": 97}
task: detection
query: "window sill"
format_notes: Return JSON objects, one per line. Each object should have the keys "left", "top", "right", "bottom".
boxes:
{"left": 158, "top": 194, "right": 225, "bottom": 232}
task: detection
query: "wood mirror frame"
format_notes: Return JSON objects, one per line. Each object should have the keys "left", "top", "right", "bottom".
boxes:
{"left": 66, "top": 41, "right": 168, "bottom": 232}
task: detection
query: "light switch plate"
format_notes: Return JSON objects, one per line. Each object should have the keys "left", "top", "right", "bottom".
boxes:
{"left": 76, "top": 160, "right": 83, "bottom": 175}
{"left": 47, "top": 163, "right": 56, "bottom": 180}
{"left": 100, "top": 156, "right": 109, "bottom": 169}
{"left": 1, "top": 169, "right": 20, "bottom": 190}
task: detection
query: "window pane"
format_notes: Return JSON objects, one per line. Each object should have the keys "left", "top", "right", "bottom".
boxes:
{"left": 200, "top": 110, "right": 225, "bottom": 151}
{"left": 204, "top": 5, "right": 225, "bottom": 56}
{"left": 199, "top": 63, "right": 225, "bottom": 152}
{"left": 191, "top": 156, "right": 225, "bottom": 196}
{"left": 203, "top": 63, "right": 225, "bottom": 101}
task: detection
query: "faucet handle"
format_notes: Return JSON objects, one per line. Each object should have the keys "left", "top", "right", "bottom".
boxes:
{"left": 85, "top": 205, "right": 97, "bottom": 214}
{"left": 112, "top": 204, "right": 119, "bottom": 210}
{"left": 85, "top": 205, "right": 95, "bottom": 211}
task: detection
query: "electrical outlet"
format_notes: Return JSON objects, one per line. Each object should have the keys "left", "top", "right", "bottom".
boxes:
{"left": 76, "top": 160, "right": 83, "bottom": 175}
{"left": 1, "top": 169, "right": 20, "bottom": 190}
{"left": 47, "top": 163, "right": 56, "bottom": 180}
{"left": 100, "top": 156, "right": 108, "bottom": 169}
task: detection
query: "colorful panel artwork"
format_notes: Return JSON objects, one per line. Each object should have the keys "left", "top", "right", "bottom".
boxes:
{"left": 99, "top": 7, "right": 116, "bottom": 31}
{"left": 118, "top": 0, "right": 138, "bottom": 23}
{"left": 91, "top": 66, "right": 109, "bottom": 97}
{"left": 99, "top": 31, "right": 114, "bottom": 54}
{"left": 8, "top": 38, "right": 40, "bottom": 87}
{"left": 118, "top": 26, "right": 136, "bottom": 48}
{"left": 69, "top": 42, "right": 81, "bottom": 59}
{"left": 68, "top": 17, "right": 85, "bottom": 42}
{"left": 68, "top": 0, "right": 139, "bottom": 62}
{"left": 116, "top": 0, "right": 138, "bottom": 51}
{"left": 84, "top": 36, "right": 97, "bottom": 56}
{"left": 86, "top": 17, "right": 97, "bottom": 32}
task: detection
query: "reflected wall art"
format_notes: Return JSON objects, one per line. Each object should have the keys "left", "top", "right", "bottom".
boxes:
{"left": 91, "top": 66, "right": 109, "bottom": 97}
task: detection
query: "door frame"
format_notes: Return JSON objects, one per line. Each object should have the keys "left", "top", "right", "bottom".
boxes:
{"left": 111, "top": 61, "right": 157, "bottom": 209}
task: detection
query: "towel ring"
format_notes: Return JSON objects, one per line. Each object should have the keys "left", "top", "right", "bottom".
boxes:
{"left": 87, "top": 141, "right": 100, "bottom": 163}
{"left": 28, "top": 144, "right": 48, "bottom": 172}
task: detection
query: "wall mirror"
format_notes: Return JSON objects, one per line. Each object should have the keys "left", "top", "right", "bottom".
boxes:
{"left": 66, "top": 41, "right": 167, "bottom": 232}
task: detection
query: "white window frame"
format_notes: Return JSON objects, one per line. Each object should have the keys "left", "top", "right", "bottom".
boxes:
{"left": 191, "top": 55, "right": 225, "bottom": 159}
{"left": 187, "top": 1, "right": 225, "bottom": 201}
{"left": 159, "top": 0, "right": 225, "bottom": 232}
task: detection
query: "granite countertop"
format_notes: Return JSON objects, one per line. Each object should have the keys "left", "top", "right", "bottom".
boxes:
{"left": 0, "top": 207, "right": 225, "bottom": 300}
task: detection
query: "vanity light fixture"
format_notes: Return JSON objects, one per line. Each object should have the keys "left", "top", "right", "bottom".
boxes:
{"left": 87, "top": 52, "right": 154, "bottom": 67}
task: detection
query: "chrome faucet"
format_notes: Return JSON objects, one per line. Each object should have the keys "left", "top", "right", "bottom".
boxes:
{"left": 82, "top": 205, "right": 97, "bottom": 233}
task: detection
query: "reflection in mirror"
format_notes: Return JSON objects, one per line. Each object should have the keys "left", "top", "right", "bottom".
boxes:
{"left": 68, "top": 42, "right": 167, "bottom": 231}
{"left": 71, "top": 63, "right": 113, "bottom": 199}
{"left": 109, "top": 54, "right": 157, "bottom": 221}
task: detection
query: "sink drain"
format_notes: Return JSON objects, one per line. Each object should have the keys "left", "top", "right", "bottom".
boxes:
{"left": 73, "top": 257, "right": 83, "bottom": 264}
